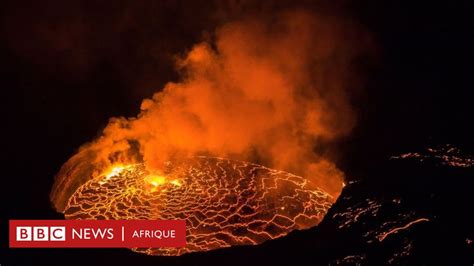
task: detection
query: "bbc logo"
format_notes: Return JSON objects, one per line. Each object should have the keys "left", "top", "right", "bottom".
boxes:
{"left": 16, "top": 226, "right": 66, "bottom": 241}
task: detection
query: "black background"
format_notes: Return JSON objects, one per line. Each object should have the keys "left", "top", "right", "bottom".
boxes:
{"left": 1, "top": 1, "right": 473, "bottom": 265}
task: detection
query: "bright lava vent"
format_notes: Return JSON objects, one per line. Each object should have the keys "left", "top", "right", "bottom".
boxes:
{"left": 63, "top": 157, "right": 334, "bottom": 256}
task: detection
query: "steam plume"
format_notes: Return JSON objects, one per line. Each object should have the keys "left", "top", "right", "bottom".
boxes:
{"left": 51, "top": 10, "right": 367, "bottom": 211}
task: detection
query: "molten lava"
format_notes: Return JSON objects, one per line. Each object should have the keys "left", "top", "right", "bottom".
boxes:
{"left": 63, "top": 157, "right": 334, "bottom": 256}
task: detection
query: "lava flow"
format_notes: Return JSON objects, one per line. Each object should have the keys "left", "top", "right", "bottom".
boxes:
{"left": 64, "top": 157, "right": 334, "bottom": 256}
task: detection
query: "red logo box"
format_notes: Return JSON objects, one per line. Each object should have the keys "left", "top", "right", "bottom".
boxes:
{"left": 10, "top": 220, "right": 186, "bottom": 248}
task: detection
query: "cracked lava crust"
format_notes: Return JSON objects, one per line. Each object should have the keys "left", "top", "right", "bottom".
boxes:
{"left": 63, "top": 157, "right": 334, "bottom": 256}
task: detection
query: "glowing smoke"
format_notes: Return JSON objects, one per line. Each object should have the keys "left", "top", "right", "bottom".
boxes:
{"left": 51, "top": 10, "right": 368, "bottom": 211}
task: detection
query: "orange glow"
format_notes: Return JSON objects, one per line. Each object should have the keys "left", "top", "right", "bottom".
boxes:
{"left": 105, "top": 165, "right": 126, "bottom": 178}
{"left": 144, "top": 175, "right": 166, "bottom": 187}
{"left": 144, "top": 174, "right": 167, "bottom": 192}
{"left": 169, "top": 179, "right": 182, "bottom": 187}
{"left": 98, "top": 165, "right": 132, "bottom": 185}
{"left": 51, "top": 9, "right": 369, "bottom": 257}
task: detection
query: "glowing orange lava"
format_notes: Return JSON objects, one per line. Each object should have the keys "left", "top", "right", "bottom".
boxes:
{"left": 49, "top": 11, "right": 364, "bottom": 256}
{"left": 63, "top": 157, "right": 334, "bottom": 256}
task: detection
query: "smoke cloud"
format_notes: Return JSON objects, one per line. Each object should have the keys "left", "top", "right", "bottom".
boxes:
{"left": 51, "top": 9, "right": 368, "bottom": 211}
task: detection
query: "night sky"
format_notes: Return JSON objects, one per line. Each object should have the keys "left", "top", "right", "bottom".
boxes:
{"left": 1, "top": 1, "right": 473, "bottom": 265}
